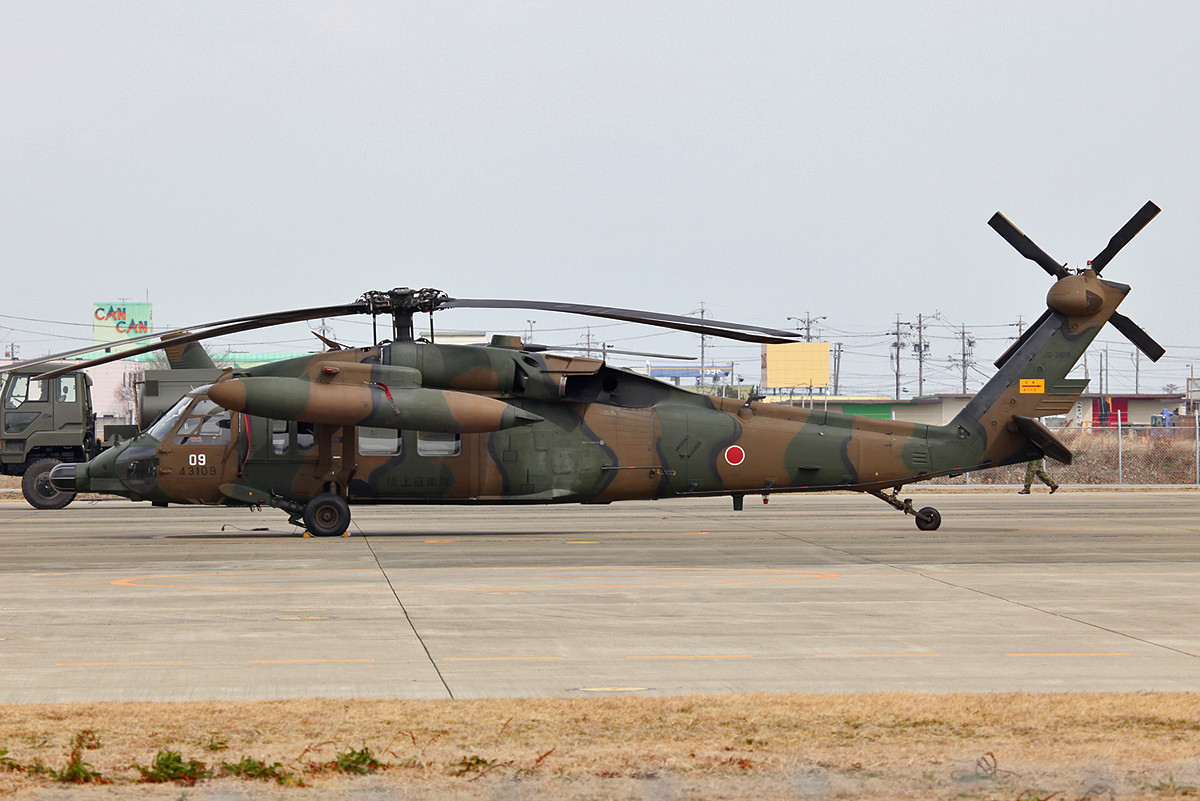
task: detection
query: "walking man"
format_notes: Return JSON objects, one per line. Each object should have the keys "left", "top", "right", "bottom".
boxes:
{"left": 1019, "top": 458, "right": 1059, "bottom": 494}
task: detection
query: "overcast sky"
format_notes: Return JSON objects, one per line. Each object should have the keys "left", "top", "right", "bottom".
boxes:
{"left": 2, "top": 2, "right": 1197, "bottom": 397}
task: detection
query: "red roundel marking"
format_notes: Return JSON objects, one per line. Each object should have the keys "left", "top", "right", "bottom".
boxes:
{"left": 724, "top": 445, "right": 746, "bottom": 466}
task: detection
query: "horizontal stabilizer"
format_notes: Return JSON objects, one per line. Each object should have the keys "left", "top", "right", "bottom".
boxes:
{"left": 1012, "top": 415, "right": 1073, "bottom": 465}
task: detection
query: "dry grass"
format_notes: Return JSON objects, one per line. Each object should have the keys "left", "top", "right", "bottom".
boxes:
{"left": 1, "top": 693, "right": 1199, "bottom": 799}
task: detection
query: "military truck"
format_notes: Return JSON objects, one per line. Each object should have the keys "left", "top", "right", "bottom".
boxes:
{"left": 1, "top": 363, "right": 220, "bottom": 508}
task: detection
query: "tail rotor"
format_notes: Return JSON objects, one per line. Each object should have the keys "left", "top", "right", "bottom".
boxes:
{"left": 989, "top": 201, "right": 1165, "bottom": 364}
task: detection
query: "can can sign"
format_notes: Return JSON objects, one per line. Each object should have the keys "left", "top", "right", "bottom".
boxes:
{"left": 724, "top": 445, "right": 746, "bottom": 466}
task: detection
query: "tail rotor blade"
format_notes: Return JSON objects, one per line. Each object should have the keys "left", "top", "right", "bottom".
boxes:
{"left": 1109, "top": 311, "right": 1166, "bottom": 362}
{"left": 988, "top": 212, "right": 1069, "bottom": 279}
{"left": 1089, "top": 201, "right": 1161, "bottom": 274}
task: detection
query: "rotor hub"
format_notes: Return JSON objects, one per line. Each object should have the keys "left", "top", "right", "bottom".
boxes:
{"left": 1046, "top": 272, "right": 1103, "bottom": 317}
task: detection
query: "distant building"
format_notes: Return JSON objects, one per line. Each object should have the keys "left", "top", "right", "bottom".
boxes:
{"left": 771, "top": 392, "right": 1187, "bottom": 426}
{"left": 647, "top": 363, "right": 737, "bottom": 388}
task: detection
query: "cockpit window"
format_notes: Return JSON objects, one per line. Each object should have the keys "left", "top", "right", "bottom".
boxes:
{"left": 147, "top": 394, "right": 195, "bottom": 440}
{"left": 172, "top": 398, "right": 231, "bottom": 445}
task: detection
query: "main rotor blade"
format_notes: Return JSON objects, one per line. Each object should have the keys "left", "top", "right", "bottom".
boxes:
{"left": 988, "top": 212, "right": 1069, "bottom": 279}
{"left": 443, "top": 298, "right": 800, "bottom": 344}
{"left": 14, "top": 301, "right": 370, "bottom": 379}
{"left": 524, "top": 343, "right": 696, "bottom": 360}
{"left": 1109, "top": 311, "right": 1166, "bottom": 362}
{"left": 1089, "top": 200, "right": 1160, "bottom": 275}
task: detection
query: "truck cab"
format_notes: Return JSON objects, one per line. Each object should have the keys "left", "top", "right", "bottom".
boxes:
{"left": 1, "top": 364, "right": 97, "bottom": 508}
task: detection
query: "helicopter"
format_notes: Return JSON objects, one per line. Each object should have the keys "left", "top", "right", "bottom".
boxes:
{"left": 4, "top": 202, "right": 1164, "bottom": 537}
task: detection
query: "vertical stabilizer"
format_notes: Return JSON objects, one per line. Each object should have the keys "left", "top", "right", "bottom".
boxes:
{"left": 935, "top": 203, "right": 1163, "bottom": 472}
{"left": 161, "top": 332, "right": 216, "bottom": 370}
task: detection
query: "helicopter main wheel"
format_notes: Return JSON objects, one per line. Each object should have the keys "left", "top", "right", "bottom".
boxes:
{"left": 915, "top": 506, "right": 941, "bottom": 531}
{"left": 22, "top": 458, "right": 76, "bottom": 510}
{"left": 303, "top": 493, "right": 351, "bottom": 537}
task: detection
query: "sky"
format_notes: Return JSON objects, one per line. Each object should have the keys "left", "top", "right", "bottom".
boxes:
{"left": 2, "top": 1, "right": 1197, "bottom": 398}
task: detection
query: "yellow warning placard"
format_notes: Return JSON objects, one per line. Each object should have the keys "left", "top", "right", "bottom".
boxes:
{"left": 1019, "top": 379, "right": 1045, "bottom": 394}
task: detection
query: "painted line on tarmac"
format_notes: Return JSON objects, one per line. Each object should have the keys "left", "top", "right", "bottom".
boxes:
{"left": 814, "top": 653, "right": 941, "bottom": 659}
{"left": 109, "top": 566, "right": 841, "bottom": 592}
{"left": 43, "top": 652, "right": 1148, "bottom": 669}
{"left": 55, "top": 661, "right": 184, "bottom": 666}
{"left": 812, "top": 653, "right": 1134, "bottom": 659}
{"left": 1006, "top": 652, "right": 1133, "bottom": 657}
{"left": 625, "top": 655, "right": 754, "bottom": 660}
{"left": 111, "top": 568, "right": 383, "bottom": 590}
{"left": 247, "top": 659, "right": 375, "bottom": 664}
{"left": 441, "top": 657, "right": 565, "bottom": 662}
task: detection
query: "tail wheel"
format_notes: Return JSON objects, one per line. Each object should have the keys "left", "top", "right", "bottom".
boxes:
{"left": 303, "top": 493, "right": 351, "bottom": 537}
{"left": 915, "top": 506, "right": 941, "bottom": 531}
{"left": 22, "top": 458, "right": 76, "bottom": 510}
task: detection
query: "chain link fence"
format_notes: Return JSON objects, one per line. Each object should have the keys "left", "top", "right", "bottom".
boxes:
{"left": 933, "top": 424, "right": 1200, "bottom": 486}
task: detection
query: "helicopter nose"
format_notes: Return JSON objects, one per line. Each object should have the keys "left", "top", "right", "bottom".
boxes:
{"left": 48, "top": 462, "right": 77, "bottom": 492}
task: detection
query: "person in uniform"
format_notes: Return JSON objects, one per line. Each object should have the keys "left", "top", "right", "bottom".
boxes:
{"left": 1019, "top": 459, "right": 1059, "bottom": 494}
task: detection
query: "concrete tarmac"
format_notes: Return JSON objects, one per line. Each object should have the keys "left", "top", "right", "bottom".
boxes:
{"left": 2, "top": 490, "right": 1199, "bottom": 703}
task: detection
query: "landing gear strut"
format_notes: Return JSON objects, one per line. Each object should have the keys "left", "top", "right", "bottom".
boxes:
{"left": 868, "top": 488, "right": 941, "bottom": 531}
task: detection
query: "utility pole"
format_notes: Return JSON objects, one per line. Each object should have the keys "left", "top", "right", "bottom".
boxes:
{"left": 787, "top": 312, "right": 826, "bottom": 342}
{"left": 954, "top": 326, "right": 975, "bottom": 394}
{"left": 915, "top": 314, "right": 925, "bottom": 398}
{"left": 945, "top": 325, "right": 975, "bottom": 394}
{"left": 1104, "top": 346, "right": 1110, "bottom": 396}
{"left": 1098, "top": 348, "right": 1107, "bottom": 396}
{"left": 912, "top": 312, "right": 936, "bottom": 398}
{"left": 1185, "top": 362, "right": 1195, "bottom": 412}
{"left": 890, "top": 315, "right": 911, "bottom": 400}
{"left": 694, "top": 303, "right": 708, "bottom": 392}
{"left": 832, "top": 342, "right": 842, "bottom": 395}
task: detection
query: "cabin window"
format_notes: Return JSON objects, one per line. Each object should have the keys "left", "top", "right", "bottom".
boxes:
{"left": 267, "top": 420, "right": 316, "bottom": 456}
{"left": 358, "top": 426, "right": 402, "bottom": 456}
{"left": 296, "top": 421, "right": 315, "bottom": 455}
{"left": 270, "top": 420, "right": 289, "bottom": 455}
{"left": 417, "top": 432, "right": 460, "bottom": 457}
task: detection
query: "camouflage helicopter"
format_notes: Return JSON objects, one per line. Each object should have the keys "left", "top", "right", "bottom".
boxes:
{"left": 6, "top": 202, "right": 1164, "bottom": 536}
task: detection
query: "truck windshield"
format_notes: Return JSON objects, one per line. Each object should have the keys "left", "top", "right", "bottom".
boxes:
{"left": 3, "top": 375, "right": 49, "bottom": 409}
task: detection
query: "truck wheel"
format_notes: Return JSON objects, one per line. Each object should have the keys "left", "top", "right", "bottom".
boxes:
{"left": 303, "top": 493, "right": 351, "bottom": 537}
{"left": 22, "top": 459, "right": 76, "bottom": 510}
